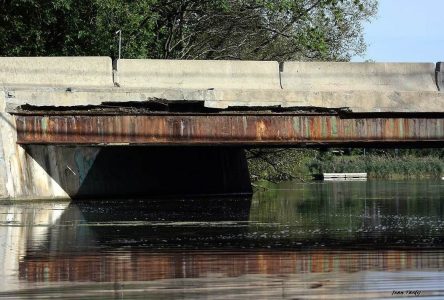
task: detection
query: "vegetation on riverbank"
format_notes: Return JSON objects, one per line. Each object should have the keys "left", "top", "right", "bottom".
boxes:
{"left": 247, "top": 149, "right": 444, "bottom": 182}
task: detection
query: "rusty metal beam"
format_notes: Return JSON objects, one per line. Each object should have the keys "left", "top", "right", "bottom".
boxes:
{"left": 14, "top": 114, "right": 444, "bottom": 146}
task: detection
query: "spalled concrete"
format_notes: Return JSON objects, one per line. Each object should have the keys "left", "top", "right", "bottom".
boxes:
{"left": 3, "top": 59, "right": 444, "bottom": 113}
{"left": 5, "top": 88, "right": 444, "bottom": 113}
{"left": 115, "top": 59, "right": 281, "bottom": 90}
{"left": 0, "top": 57, "right": 113, "bottom": 88}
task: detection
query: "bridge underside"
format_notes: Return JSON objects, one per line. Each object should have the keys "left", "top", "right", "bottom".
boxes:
{"left": 14, "top": 112, "right": 444, "bottom": 147}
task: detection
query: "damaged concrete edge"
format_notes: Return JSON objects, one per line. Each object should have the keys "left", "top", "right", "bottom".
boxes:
{"left": 11, "top": 102, "right": 352, "bottom": 116}
{"left": 2, "top": 58, "right": 444, "bottom": 114}
{"left": 5, "top": 88, "right": 444, "bottom": 113}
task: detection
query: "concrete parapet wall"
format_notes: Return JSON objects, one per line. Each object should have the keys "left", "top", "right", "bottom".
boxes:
{"left": 0, "top": 57, "right": 113, "bottom": 88}
{"left": 280, "top": 62, "right": 438, "bottom": 91}
{"left": 115, "top": 59, "right": 281, "bottom": 89}
{"left": 0, "top": 57, "right": 441, "bottom": 93}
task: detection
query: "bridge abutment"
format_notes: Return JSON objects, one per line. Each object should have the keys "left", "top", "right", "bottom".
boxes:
{"left": 0, "top": 145, "right": 253, "bottom": 200}
{"left": 1, "top": 95, "right": 251, "bottom": 199}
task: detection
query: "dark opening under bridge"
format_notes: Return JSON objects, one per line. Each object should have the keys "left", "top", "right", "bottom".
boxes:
{"left": 1, "top": 57, "right": 444, "bottom": 199}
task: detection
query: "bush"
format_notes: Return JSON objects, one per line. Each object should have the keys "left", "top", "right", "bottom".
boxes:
{"left": 248, "top": 148, "right": 444, "bottom": 182}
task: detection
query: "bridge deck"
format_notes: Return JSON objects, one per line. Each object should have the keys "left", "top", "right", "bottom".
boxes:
{"left": 14, "top": 111, "right": 444, "bottom": 147}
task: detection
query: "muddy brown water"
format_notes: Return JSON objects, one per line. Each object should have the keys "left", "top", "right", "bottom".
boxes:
{"left": 0, "top": 180, "right": 443, "bottom": 299}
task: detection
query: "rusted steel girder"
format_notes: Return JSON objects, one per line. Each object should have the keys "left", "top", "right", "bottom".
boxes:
{"left": 14, "top": 114, "right": 444, "bottom": 146}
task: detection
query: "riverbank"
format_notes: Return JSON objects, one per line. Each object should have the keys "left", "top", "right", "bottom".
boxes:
{"left": 247, "top": 149, "right": 444, "bottom": 182}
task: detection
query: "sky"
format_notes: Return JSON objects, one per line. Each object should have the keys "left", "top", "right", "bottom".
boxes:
{"left": 353, "top": 0, "right": 444, "bottom": 62}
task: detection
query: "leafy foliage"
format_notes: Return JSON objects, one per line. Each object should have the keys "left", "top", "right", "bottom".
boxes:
{"left": 0, "top": 0, "right": 377, "bottom": 60}
{"left": 247, "top": 148, "right": 316, "bottom": 182}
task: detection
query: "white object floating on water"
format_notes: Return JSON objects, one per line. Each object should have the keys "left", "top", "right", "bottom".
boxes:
{"left": 323, "top": 173, "right": 367, "bottom": 181}
{"left": 324, "top": 178, "right": 367, "bottom": 181}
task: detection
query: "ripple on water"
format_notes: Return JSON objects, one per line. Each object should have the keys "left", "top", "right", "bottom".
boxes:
{"left": 0, "top": 180, "right": 443, "bottom": 299}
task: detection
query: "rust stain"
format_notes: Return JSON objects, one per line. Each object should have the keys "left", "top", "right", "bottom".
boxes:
{"left": 13, "top": 114, "right": 444, "bottom": 146}
{"left": 255, "top": 120, "right": 267, "bottom": 141}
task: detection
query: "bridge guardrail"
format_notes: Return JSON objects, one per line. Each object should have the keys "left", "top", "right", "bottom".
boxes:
{"left": 280, "top": 62, "right": 437, "bottom": 92}
{"left": 114, "top": 59, "right": 281, "bottom": 90}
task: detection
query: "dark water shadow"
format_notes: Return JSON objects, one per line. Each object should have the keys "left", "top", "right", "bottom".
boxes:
{"left": 23, "top": 196, "right": 253, "bottom": 254}
{"left": 71, "top": 197, "right": 252, "bottom": 222}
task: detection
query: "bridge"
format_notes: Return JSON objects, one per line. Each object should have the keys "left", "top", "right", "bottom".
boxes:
{"left": 1, "top": 57, "right": 443, "bottom": 199}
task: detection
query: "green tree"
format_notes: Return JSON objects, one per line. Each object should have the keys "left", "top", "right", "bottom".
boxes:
{"left": 0, "top": 0, "right": 380, "bottom": 183}
{"left": 0, "top": 0, "right": 377, "bottom": 61}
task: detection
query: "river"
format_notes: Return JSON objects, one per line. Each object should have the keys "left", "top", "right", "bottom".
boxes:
{"left": 0, "top": 180, "right": 443, "bottom": 299}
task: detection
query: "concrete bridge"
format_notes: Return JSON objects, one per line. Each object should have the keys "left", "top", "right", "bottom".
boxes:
{"left": 1, "top": 57, "right": 443, "bottom": 199}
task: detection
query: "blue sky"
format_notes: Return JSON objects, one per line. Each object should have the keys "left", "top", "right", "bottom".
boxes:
{"left": 353, "top": 0, "right": 444, "bottom": 62}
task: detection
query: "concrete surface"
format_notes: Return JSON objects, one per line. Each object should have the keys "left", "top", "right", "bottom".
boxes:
{"left": 280, "top": 62, "right": 438, "bottom": 91}
{"left": 115, "top": 59, "right": 281, "bottom": 89}
{"left": 2, "top": 58, "right": 443, "bottom": 113}
{"left": 5, "top": 88, "right": 444, "bottom": 113}
{"left": 0, "top": 57, "right": 113, "bottom": 88}
{"left": 0, "top": 95, "right": 72, "bottom": 199}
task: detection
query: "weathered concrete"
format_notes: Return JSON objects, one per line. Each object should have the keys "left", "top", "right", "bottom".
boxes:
{"left": 202, "top": 89, "right": 444, "bottom": 112}
{"left": 0, "top": 57, "right": 113, "bottom": 88}
{"left": 2, "top": 59, "right": 444, "bottom": 113}
{"left": 5, "top": 88, "right": 444, "bottom": 113}
{"left": 281, "top": 62, "right": 438, "bottom": 91}
{"left": 115, "top": 59, "right": 281, "bottom": 90}
{"left": 0, "top": 95, "right": 72, "bottom": 199}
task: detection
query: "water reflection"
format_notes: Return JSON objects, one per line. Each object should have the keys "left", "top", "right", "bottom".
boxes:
{"left": 0, "top": 180, "right": 444, "bottom": 299}
{"left": 30, "top": 197, "right": 253, "bottom": 252}
{"left": 250, "top": 180, "right": 444, "bottom": 248}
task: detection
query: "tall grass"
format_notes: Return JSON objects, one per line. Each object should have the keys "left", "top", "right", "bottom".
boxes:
{"left": 308, "top": 154, "right": 444, "bottom": 179}
{"left": 247, "top": 149, "right": 444, "bottom": 182}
